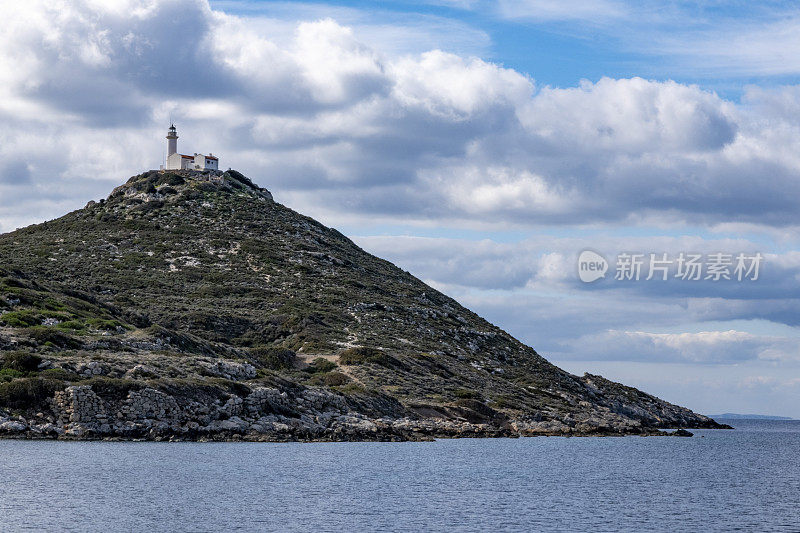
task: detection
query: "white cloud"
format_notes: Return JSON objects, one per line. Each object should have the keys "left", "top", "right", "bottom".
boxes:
{"left": 649, "top": 16, "right": 800, "bottom": 77}
{"left": 522, "top": 78, "right": 738, "bottom": 153}
{"left": 5, "top": 0, "right": 800, "bottom": 233}
{"left": 392, "top": 50, "right": 532, "bottom": 117}
{"left": 353, "top": 233, "right": 787, "bottom": 292}
{"left": 497, "top": 0, "right": 627, "bottom": 23}
{"left": 211, "top": 1, "right": 491, "bottom": 57}
{"left": 292, "top": 19, "right": 388, "bottom": 105}
{"left": 563, "top": 329, "right": 800, "bottom": 364}
{"left": 553, "top": 359, "right": 800, "bottom": 417}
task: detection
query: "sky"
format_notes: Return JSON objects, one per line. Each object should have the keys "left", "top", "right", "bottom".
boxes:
{"left": 2, "top": 0, "right": 800, "bottom": 417}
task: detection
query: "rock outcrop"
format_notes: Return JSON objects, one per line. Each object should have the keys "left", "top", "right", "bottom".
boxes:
{"left": 0, "top": 381, "right": 675, "bottom": 441}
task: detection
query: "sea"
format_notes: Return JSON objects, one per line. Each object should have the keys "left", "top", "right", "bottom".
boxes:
{"left": 1, "top": 419, "right": 798, "bottom": 532}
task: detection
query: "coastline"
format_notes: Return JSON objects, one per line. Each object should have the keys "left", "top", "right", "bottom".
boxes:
{"left": 0, "top": 404, "right": 723, "bottom": 442}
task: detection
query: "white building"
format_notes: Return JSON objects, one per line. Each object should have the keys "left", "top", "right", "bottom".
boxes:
{"left": 164, "top": 125, "right": 219, "bottom": 170}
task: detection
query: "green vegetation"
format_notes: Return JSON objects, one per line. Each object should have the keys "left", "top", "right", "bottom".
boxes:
{"left": 336, "top": 383, "right": 369, "bottom": 395}
{"left": 1, "top": 310, "right": 43, "bottom": 328}
{"left": 453, "top": 388, "right": 479, "bottom": 400}
{"left": 249, "top": 347, "right": 296, "bottom": 370}
{"left": 307, "top": 357, "right": 337, "bottom": 373}
{"left": 0, "top": 377, "right": 65, "bottom": 409}
{"left": 24, "top": 327, "right": 81, "bottom": 349}
{"left": 40, "top": 368, "right": 78, "bottom": 381}
{"left": 0, "top": 369, "right": 25, "bottom": 382}
{"left": 308, "top": 371, "right": 351, "bottom": 387}
{"left": 490, "top": 395, "right": 517, "bottom": 410}
{"left": 78, "top": 377, "right": 141, "bottom": 398}
{"left": 338, "top": 347, "right": 389, "bottom": 366}
{"left": 158, "top": 173, "right": 185, "bottom": 187}
{"left": 2, "top": 352, "right": 42, "bottom": 372}
{"left": 0, "top": 352, "right": 43, "bottom": 384}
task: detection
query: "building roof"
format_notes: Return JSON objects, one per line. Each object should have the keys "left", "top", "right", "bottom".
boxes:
{"left": 176, "top": 153, "right": 218, "bottom": 162}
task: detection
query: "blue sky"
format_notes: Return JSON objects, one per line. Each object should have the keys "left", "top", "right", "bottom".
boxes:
{"left": 212, "top": 0, "right": 800, "bottom": 98}
{"left": 2, "top": 0, "right": 800, "bottom": 416}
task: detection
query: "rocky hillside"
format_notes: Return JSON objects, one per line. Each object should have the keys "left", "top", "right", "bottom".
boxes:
{"left": 0, "top": 169, "right": 728, "bottom": 440}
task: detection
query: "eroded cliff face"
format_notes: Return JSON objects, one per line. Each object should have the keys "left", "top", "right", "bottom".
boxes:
{"left": 0, "top": 170, "right": 727, "bottom": 440}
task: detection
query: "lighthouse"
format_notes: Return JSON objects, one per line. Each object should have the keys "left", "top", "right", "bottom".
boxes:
{"left": 166, "top": 124, "right": 178, "bottom": 156}
{"left": 164, "top": 125, "right": 219, "bottom": 170}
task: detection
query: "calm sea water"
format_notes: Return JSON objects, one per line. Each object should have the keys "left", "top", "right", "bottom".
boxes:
{"left": 1, "top": 420, "right": 798, "bottom": 532}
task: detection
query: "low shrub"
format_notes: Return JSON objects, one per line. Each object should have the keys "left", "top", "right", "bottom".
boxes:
{"left": 0, "top": 276, "right": 26, "bottom": 288}
{"left": 308, "top": 358, "right": 337, "bottom": 373}
{"left": 490, "top": 395, "right": 517, "bottom": 410}
{"left": 56, "top": 320, "right": 86, "bottom": 332}
{"left": 321, "top": 372, "right": 350, "bottom": 386}
{"left": 131, "top": 200, "right": 164, "bottom": 214}
{"left": 336, "top": 383, "right": 368, "bottom": 395}
{"left": 0, "top": 377, "right": 65, "bottom": 409}
{"left": 40, "top": 368, "right": 77, "bottom": 380}
{"left": 158, "top": 173, "right": 185, "bottom": 187}
{"left": 84, "top": 318, "right": 124, "bottom": 331}
{"left": 225, "top": 170, "right": 256, "bottom": 189}
{"left": 453, "top": 388, "right": 479, "bottom": 400}
{"left": 0, "top": 310, "right": 42, "bottom": 328}
{"left": 250, "top": 346, "right": 296, "bottom": 370}
{"left": 453, "top": 398, "right": 497, "bottom": 417}
{"left": 181, "top": 189, "right": 204, "bottom": 201}
{"left": 338, "top": 347, "right": 389, "bottom": 366}
{"left": 309, "top": 371, "right": 351, "bottom": 387}
{"left": 133, "top": 180, "right": 157, "bottom": 194}
{"left": 23, "top": 327, "right": 81, "bottom": 349}
{"left": 2, "top": 351, "right": 42, "bottom": 372}
{"left": 79, "top": 377, "right": 140, "bottom": 398}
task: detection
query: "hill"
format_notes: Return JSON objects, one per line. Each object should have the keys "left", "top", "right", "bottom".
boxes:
{"left": 0, "top": 169, "right": 728, "bottom": 440}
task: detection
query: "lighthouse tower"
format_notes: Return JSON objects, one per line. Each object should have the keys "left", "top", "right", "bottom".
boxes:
{"left": 166, "top": 124, "right": 178, "bottom": 156}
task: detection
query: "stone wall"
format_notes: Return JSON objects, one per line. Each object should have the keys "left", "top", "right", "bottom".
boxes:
{"left": 53, "top": 386, "right": 107, "bottom": 424}
{"left": 122, "top": 388, "right": 181, "bottom": 421}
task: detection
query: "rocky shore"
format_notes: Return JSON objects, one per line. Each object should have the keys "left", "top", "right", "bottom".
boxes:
{"left": 0, "top": 379, "right": 706, "bottom": 442}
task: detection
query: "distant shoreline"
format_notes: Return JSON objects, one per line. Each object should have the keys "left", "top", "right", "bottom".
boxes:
{"left": 710, "top": 413, "right": 795, "bottom": 420}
